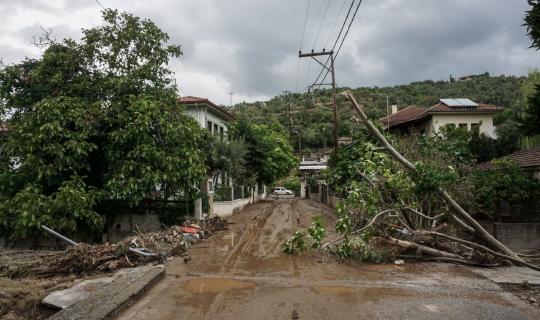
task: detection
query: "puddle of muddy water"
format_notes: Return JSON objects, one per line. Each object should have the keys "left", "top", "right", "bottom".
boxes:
{"left": 183, "top": 277, "right": 256, "bottom": 294}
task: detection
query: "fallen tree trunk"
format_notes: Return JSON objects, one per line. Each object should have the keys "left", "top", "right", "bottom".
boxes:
{"left": 386, "top": 237, "right": 462, "bottom": 259}
{"left": 417, "top": 231, "right": 540, "bottom": 271}
{"left": 341, "top": 90, "right": 524, "bottom": 263}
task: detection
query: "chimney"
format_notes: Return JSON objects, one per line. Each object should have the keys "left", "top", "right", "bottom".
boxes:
{"left": 391, "top": 104, "right": 398, "bottom": 114}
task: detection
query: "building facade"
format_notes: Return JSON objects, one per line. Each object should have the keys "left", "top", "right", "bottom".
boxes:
{"left": 380, "top": 99, "right": 502, "bottom": 139}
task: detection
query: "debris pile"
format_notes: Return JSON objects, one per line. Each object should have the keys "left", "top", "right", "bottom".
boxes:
{"left": 1, "top": 217, "right": 228, "bottom": 279}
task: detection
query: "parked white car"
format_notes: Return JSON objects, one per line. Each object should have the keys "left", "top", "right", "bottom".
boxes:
{"left": 273, "top": 187, "right": 293, "bottom": 196}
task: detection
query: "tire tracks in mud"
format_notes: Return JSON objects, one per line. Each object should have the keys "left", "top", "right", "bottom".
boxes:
{"left": 218, "top": 200, "right": 283, "bottom": 274}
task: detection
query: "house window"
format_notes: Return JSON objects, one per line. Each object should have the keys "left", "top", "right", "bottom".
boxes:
{"left": 220, "top": 126, "right": 224, "bottom": 136}
{"left": 208, "top": 180, "right": 214, "bottom": 193}
{"left": 459, "top": 123, "right": 467, "bottom": 129}
{"left": 471, "top": 123, "right": 480, "bottom": 135}
{"left": 207, "top": 121, "right": 212, "bottom": 133}
{"left": 214, "top": 123, "right": 219, "bottom": 135}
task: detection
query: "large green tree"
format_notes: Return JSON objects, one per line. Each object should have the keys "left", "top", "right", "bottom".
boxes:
{"left": 0, "top": 10, "right": 206, "bottom": 237}
{"left": 229, "top": 119, "right": 297, "bottom": 185}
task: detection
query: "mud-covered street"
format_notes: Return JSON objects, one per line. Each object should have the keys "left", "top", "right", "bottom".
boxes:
{"left": 116, "top": 199, "right": 538, "bottom": 320}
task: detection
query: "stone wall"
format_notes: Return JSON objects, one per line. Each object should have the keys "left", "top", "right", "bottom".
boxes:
{"left": 493, "top": 223, "right": 540, "bottom": 251}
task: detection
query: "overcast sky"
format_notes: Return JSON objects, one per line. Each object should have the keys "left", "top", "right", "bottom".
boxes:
{"left": 0, "top": 0, "right": 538, "bottom": 105}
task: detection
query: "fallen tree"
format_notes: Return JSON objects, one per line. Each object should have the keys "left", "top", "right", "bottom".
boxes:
{"left": 285, "top": 91, "right": 539, "bottom": 271}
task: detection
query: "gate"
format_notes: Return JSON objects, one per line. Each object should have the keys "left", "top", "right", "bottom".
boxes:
{"left": 321, "top": 184, "right": 328, "bottom": 204}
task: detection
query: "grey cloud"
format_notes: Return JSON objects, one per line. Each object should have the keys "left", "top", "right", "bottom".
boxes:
{"left": 0, "top": 0, "right": 539, "bottom": 104}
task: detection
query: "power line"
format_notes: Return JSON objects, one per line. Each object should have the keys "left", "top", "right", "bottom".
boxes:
{"left": 95, "top": 0, "right": 105, "bottom": 9}
{"left": 334, "top": 0, "right": 362, "bottom": 60}
{"left": 295, "top": 0, "right": 312, "bottom": 92}
{"left": 314, "top": 0, "right": 362, "bottom": 90}
{"left": 310, "top": 0, "right": 356, "bottom": 91}
{"left": 312, "top": 0, "right": 333, "bottom": 49}
{"left": 323, "top": 0, "right": 348, "bottom": 50}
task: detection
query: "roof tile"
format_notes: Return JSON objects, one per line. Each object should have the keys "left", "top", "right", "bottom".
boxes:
{"left": 478, "top": 147, "right": 540, "bottom": 170}
{"left": 178, "top": 96, "right": 235, "bottom": 120}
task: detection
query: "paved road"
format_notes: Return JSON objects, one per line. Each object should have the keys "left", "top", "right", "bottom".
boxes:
{"left": 116, "top": 199, "right": 538, "bottom": 320}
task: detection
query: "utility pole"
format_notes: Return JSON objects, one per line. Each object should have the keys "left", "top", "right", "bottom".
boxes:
{"left": 299, "top": 49, "right": 339, "bottom": 153}
{"left": 229, "top": 92, "right": 234, "bottom": 107}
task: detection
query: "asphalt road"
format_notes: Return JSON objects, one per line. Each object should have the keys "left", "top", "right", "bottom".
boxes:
{"left": 116, "top": 199, "right": 538, "bottom": 320}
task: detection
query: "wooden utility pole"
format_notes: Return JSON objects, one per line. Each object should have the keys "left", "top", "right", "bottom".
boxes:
{"left": 299, "top": 49, "right": 339, "bottom": 152}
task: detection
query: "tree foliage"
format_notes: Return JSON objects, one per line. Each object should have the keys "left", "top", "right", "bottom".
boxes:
{"left": 525, "top": 0, "right": 540, "bottom": 50}
{"left": 233, "top": 74, "right": 525, "bottom": 154}
{"left": 473, "top": 159, "right": 540, "bottom": 220}
{"left": 0, "top": 10, "right": 206, "bottom": 237}
{"left": 229, "top": 119, "right": 297, "bottom": 185}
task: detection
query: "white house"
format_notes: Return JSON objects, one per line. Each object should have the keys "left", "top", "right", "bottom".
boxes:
{"left": 380, "top": 99, "right": 503, "bottom": 139}
{"left": 179, "top": 96, "right": 235, "bottom": 136}
{"left": 178, "top": 96, "right": 266, "bottom": 217}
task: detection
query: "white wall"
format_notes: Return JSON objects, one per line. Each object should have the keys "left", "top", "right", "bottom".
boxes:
{"left": 212, "top": 187, "right": 267, "bottom": 218}
{"left": 429, "top": 114, "right": 497, "bottom": 138}
{"left": 184, "top": 105, "right": 229, "bottom": 135}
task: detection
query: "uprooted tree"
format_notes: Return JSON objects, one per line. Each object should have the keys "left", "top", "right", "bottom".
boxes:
{"left": 0, "top": 9, "right": 207, "bottom": 238}
{"left": 285, "top": 91, "right": 540, "bottom": 271}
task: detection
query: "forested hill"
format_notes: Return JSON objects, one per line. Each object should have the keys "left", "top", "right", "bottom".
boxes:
{"left": 231, "top": 73, "right": 525, "bottom": 153}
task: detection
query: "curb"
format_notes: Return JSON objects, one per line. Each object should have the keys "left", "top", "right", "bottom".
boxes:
{"left": 49, "top": 265, "right": 165, "bottom": 320}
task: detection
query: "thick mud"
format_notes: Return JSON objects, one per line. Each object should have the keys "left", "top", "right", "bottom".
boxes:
{"left": 116, "top": 199, "right": 538, "bottom": 320}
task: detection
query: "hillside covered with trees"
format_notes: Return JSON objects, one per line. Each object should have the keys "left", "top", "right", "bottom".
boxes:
{"left": 232, "top": 73, "right": 527, "bottom": 157}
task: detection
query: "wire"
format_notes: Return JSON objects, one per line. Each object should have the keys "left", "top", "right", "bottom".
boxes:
{"left": 315, "top": 0, "right": 362, "bottom": 90}
{"left": 310, "top": 0, "right": 355, "bottom": 90}
{"left": 296, "top": 0, "right": 312, "bottom": 92}
{"left": 323, "top": 0, "right": 348, "bottom": 50}
{"left": 312, "top": 0, "right": 333, "bottom": 49}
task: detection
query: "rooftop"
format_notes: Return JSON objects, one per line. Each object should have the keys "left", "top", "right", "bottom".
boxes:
{"left": 379, "top": 99, "right": 503, "bottom": 129}
{"left": 178, "top": 96, "right": 235, "bottom": 121}
{"left": 478, "top": 146, "right": 540, "bottom": 171}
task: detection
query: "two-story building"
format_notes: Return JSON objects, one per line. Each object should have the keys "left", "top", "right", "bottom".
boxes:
{"left": 380, "top": 99, "right": 503, "bottom": 139}
{"left": 179, "top": 96, "right": 235, "bottom": 136}
{"left": 178, "top": 96, "right": 266, "bottom": 217}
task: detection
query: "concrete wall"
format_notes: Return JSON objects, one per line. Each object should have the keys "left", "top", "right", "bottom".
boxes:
{"left": 493, "top": 223, "right": 540, "bottom": 251}
{"left": 430, "top": 114, "right": 497, "bottom": 138}
{"left": 106, "top": 213, "right": 162, "bottom": 243}
{"left": 212, "top": 187, "right": 267, "bottom": 218}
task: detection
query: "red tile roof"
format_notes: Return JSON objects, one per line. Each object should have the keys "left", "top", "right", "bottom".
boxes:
{"left": 178, "top": 96, "right": 235, "bottom": 120}
{"left": 380, "top": 106, "right": 428, "bottom": 128}
{"left": 478, "top": 147, "right": 540, "bottom": 171}
{"left": 379, "top": 100, "right": 503, "bottom": 128}
{"left": 428, "top": 102, "right": 503, "bottom": 113}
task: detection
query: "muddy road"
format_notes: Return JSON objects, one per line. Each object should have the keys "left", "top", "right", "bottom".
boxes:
{"left": 116, "top": 199, "right": 537, "bottom": 320}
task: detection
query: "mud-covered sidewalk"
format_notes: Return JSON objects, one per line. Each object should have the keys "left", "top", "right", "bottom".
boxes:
{"left": 116, "top": 199, "right": 538, "bottom": 320}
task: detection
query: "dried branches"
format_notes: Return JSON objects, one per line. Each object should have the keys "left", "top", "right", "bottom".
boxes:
{"left": 2, "top": 217, "right": 228, "bottom": 278}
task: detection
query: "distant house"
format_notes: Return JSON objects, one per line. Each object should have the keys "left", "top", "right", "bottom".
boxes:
{"left": 478, "top": 146, "right": 540, "bottom": 180}
{"left": 380, "top": 99, "right": 503, "bottom": 139}
{"left": 178, "top": 96, "right": 235, "bottom": 136}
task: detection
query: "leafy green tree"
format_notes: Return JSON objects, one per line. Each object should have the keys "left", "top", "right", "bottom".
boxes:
{"left": 473, "top": 160, "right": 540, "bottom": 220}
{"left": 518, "top": 84, "right": 540, "bottom": 136}
{"left": 229, "top": 119, "right": 297, "bottom": 185}
{"left": 207, "top": 136, "right": 248, "bottom": 186}
{"left": 525, "top": 0, "right": 540, "bottom": 50}
{"left": 0, "top": 10, "right": 206, "bottom": 237}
